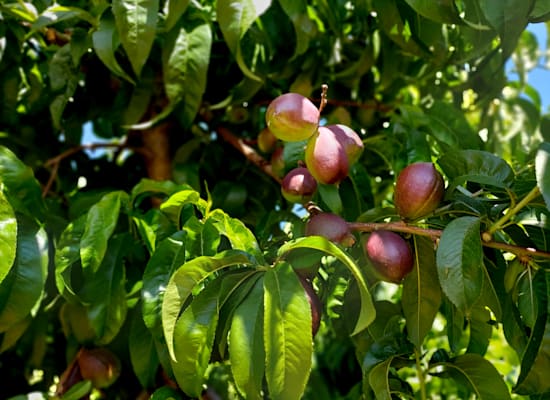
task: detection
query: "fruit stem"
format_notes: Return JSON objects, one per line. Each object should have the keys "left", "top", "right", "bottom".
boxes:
{"left": 318, "top": 84, "right": 328, "bottom": 114}
{"left": 415, "top": 348, "right": 427, "bottom": 400}
{"left": 488, "top": 186, "right": 541, "bottom": 235}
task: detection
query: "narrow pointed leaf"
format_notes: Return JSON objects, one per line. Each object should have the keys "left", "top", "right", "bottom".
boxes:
{"left": 112, "top": 0, "right": 159, "bottom": 77}
{"left": 55, "top": 214, "right": 86, "bottom": 302}
{"left": 163, "top": 0, "right": 190, "bottom": 31}
{"left": 368, "top": 357, "right": 394, "bottom": 400}
{"left": 536, "top": 142, "right": 550, "bottom": 211}
{"left": 92, "top": 9, "right": 135, "bottom": 84}
{"left": 163, "top": 19, "right": 212, "bottom": 127}
{"left": 436, "top": 216, "right": 484, "bottom": 313}
{"left": 162, "top": 249, "right": 257, "bottom": 359}
{"left": 0, "top": 190, "right": 17, "bottom": 284}
{"left": 264, "top": 261, "right": 312, "bottom": 400}
{"left": 278, "top": 236, "right": 375, "bottom": 334}
{"left": 230, "top": 275, "right": 265, "bottom": 399}
{"left": 80, "top": 191, "right": 125, "bottom": 273}
{"left": 402, "top": 235, "right": 442, "bottom": 348}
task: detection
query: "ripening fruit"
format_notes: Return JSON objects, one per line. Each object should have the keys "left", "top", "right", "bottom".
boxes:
{"left": 77, "top": 348, "right": 121, "bottom": 389}
{"left": 305, "top": 212, "right": 355, "bottom": 247}
{"left": 325, "top": 124, "right": 364, "bottom": 165}
{"left": 297, "top": 274, "right": 322, "bottom": 337}
{"left": 257, "top": 127, "right": 278, "bottom": 154}
{"left": 281, "top": 167, "right": 317, "bottom": 204}
{"left": 270, "top": 146, "right": 285, "bottom": 178}
{"left": 365, "top": 230, "right": 413, "bottom": 283}
{"left": 265, "top": 93, "right": 320, "bottom": 142}
{"left": 394, "top": 162, "right": 445, "bottom": 220}
{"left": 305, "top": 126, "right": 349, "bottom": 185}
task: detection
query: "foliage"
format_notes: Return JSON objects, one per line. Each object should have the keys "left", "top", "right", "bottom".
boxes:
{"left": 1, "top": 0, "right": 550, "bottom": 399}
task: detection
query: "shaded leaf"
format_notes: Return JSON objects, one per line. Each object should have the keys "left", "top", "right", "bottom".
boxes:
{"left": 112, "top": 0, "right": 159, "bottom": 77}
{"left": 402, "top": 236, "right": 442, "bottom": 348}
{"left": 436, "top": 216, "right": 484, "bottom": 313}
{"left": 368, "top": 357, "right": 394, "bottom": 400}
{"left": 536, "top": 142, "right": 550, "bottom": 211}
{"left": 129, "top": 308, "right": 159, "bottom": 388}
{"left": 277, "top": 0, "right": 314, "bottom": 57}
{"left": 264, "top": 261, "right": 312, "bottom": 400}
{"left": 163, "top": 0, "right": 190, "bottom": 31}
{"left": 0, "top": 215, "right": 48, "bottom": 332}
{"left": 317, "top": 182, "right": 343, "bottom": 215}
{"left": 32, "top": 5, "right": 97, "bottom": 30}
{"left": 278, "top": 236, "right": 375, "bottom": 334}
{"left": 403, "top": 0, "right": 462, "bottom": 24}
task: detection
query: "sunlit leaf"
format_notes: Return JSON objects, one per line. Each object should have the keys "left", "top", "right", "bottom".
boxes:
{"left": 32, "top": 5, "right": 97, "bottom": 30}
{"left": 162, "top": 250, "right": 257, "bottom": 359}
{"left": 368, "top": 357, "right": 394, "bottom": 400}
{"left": 264, "top": 261, "right": 312, "bottom": 400}
{"left": 160, "top": 189, "right": 208, "bottom": 228}
{"left": 277, "top": 0, "right": 314, "bottom": 57}
{"left": 230, "top": 275, "right": 265, "bottom": 399}
{"left": 163, "top": 0, "right": 190, "bottom": 31}
{"left": 436, "top": 216, "right": 484, "bottom": 313}
{"left": 0, "top": 190, "right": 16, "bottom": 285}
{"left": 278, "top": 236, "right": 375, "bottom": 334}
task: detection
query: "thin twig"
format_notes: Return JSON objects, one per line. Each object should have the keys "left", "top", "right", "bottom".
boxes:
{"left": 217, "top": 126, "right": 282, "bottom": 184}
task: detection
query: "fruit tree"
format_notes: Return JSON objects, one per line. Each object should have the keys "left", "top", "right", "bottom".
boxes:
{"left": 2, "top": 1, "right": 550, "bottom": 399}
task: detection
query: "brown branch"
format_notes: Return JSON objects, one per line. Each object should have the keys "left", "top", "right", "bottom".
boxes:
{"left": 42, "top": 142, "right": 149, "bottom": 197}
{"left": 217, "top": 126, "right": 282, "bottom": 184}
{"left": 347, "top": 221, "right": 550, "bottom": 261}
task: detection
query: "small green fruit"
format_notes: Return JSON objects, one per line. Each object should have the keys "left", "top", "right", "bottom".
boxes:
{"left": 365, "top": 230, "right": 413, "bottom": 283}
{"left": 77, "top": 348, "right": 121, "bottom": 389}
{"left": 305, "top": 126, "right": 349, "bottom": 185}
{"left": 266, "top": 93, "right": 320, "bottom": 142}
{"left": 257, "top": 127, "right": 278, "bottom": 154}
{"left": 394, "top": 162, "right": 445, "bottom": 220}
{"left": 305, "top": 212, "right": 355, "bottom": 247}
{"left": 281, "top": 167, "right": 317, "bottom": 204}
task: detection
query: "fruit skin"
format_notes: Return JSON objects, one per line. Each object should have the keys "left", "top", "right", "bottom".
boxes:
{"left": 266, "top": 93, "right": 320, "bottom": 142}
{"left": 297, "top": 274, "right": 322, "bottom": 337}
{"left": 281, "top": 167, "right": 317, "bottom": 204}
{"left": 325, "top": 124, "right": 364, "bottom": 165}
{"left": 305, "top": 212, "right": 355, "bottom": 247}
{"left": 394, "top": 162, "right": 445, "bottom": 220}
{"left": 365, "top": 230, "right": 414, "bottom": 283}
{"left": 305, "top": 126, "right": 349, "bottom": 185}
{"left": 257, "top": 127, "right": 278, "bottom": 153}
{"left": 77, "top": 347, "right": 121, "bottom": 389}
{"left": 270, "top": 146, "right": 285, "bottom": 178}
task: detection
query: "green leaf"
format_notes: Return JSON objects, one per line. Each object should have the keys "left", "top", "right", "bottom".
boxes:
{"left": 129, "top": 308, "right": 159, "bottom": 388}
{"left": 230, "top": 275, "right": 265, "bottom": 399}
{"left": 402, "top": 236, "right": 442, "bottom": 348}
{"left": 79, "top": 234, "right": 129, "bottom": 344}
{"left": 92, "top": 9, "right": 135, "bottom": 84}
{"left": 162, "top": 250, "right": 257, "bottom": 359}
{"left": 216, "top": 0, "right": 271, "bottom": 81}
{"left": 467, "top": 305, "right": 492, "bottom": 355}
{"left": 436, "top": 216, "right": 484, "bottom": 314}
{"left": 32, "top": 5, "right": 97, "bottom": 30}
{"left": 277, "top": 0, "right": 314, "bottom": 57}
{"left": 403, "top": 0, "right": 462, "bottom": 24}
{"left": 59, "top": 380, "right": 93, "bottom": 400}
{"left": 150, "top": 386, "right": 184, "bottom": 400}
{"left": 55, "top": 215, "right": 86, "bottom": 302}
{"left": 163, "top": 0, "right": 190, "bottom": 31}
{"left": 278, "top": 236, "right": 375, "bottom": 334}
{"left": 0, "top": 215, "right": 48, "bottom": 332}
{"left": 536, "top": 142, "right": 550, "bottom": 211}
{"left": 163, "top": 17, "right": 212, "bottom": 127}
{"left": 171, "top": 278, "right": 221, "bottom": 397}
{"left": 0, "top": 190, "right": 16, "bottom": 285}
{"left": 317, "top": 183, "right": 343, "bottom": 215}
{"left": 437, "top": 150, "right": 515, "bottom": 189}
{"left": 49, "top": 45, "right": 79, "bottom": 130}
{"left": 207, "top": 209, "right": 264, "bottom": 263}
{"left": 80, "top": 191, "right": 126, "bottom": 273}
{"left": 112, "top": 0, "right": 159, "bottom": 77}
{"left": 264, "top": 261, "right": 312, "bottom": 400}
{"left": 0, "top": 146, "right": 46, "bottom": 220}
{"left": 368, "top": 357, "right": 394, "bottom": 400}
{"left": 160, "top": 189, "right": 208, "bottom": 228}
{"left": 430, "top": 353, "right": 511, "bottom": 399}
{"left": 142, "top": 231, "right": 188, "bottom": 339}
